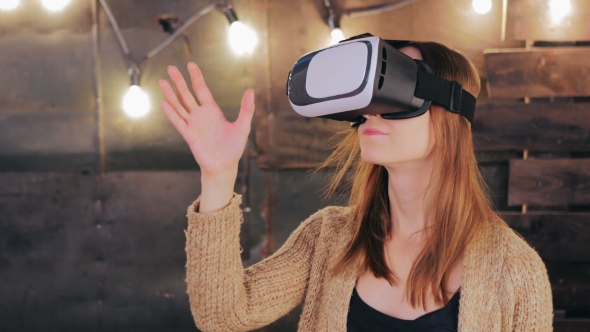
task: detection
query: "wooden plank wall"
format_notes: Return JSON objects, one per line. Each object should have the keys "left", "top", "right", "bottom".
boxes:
{"left": 0, "top": 0, "right": 257, "bottom": 330}
{"left": 0, "top": 171, "right": 204, "bottom": 331}
{"left": 484, "top": 47, "right": 590, "bottom": 99}
{"left": 483, "top": 37, "right": 590, "bottom": 332}
{"left": 252, "top": 0, "right": 590, "bottom": 330}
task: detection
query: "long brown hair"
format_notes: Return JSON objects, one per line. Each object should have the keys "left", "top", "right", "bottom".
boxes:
{"left": 317, "top": 41, "right": 505, "bottom": 309}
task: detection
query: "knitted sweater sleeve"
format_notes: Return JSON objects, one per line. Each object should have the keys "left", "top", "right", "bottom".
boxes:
{"left": 505, "top": 229, "right": 554, "bottom": 331}
{"left": 184, "top": 193, "right": 323, "bottom": 332}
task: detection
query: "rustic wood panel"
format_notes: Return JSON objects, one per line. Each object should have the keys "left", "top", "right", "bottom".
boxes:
{"left": 484, "top": 47, "right": 590, "bottom": 99}
{"left": 473, "top": 102, "right": 590, "bottom": 152}
{"left": 546, "top": 261, "right": 590, "bottom": 312}
{"left": 480, "top": 162, "right": 522, "bottom": 211}
{"left": 0, "top": 173, "right": 100, "bottom": 331}
{"left": 506, "top": 0, "right": 590, "bottom": 41}
{"left": 0, "top": 112, "right": 97, "bottom": 172}
{"left": 554, "top": 321, "right": 590, "bottom": 332}
{"left": 508, "top": 159, "right": 590, "bottom": 206}
{"left": 501, "top": 212, "right": 590, "bottom": 261}
{"left": 98, "top": 172, "right": 203, "bottom": 331}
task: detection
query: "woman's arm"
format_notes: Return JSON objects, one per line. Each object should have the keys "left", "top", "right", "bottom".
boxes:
{"left": 158, "top": 61, "right": 322, "bottom": 331}
{"left": 185, "top": 194, "right": 324, "bottom": 331}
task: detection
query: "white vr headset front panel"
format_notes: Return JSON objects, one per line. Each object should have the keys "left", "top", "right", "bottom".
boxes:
{"left": 289, "top": 37, "right": 380, "bottom": 118}
{"left": 306, "top": 43, "right": 368, "bottom": 98}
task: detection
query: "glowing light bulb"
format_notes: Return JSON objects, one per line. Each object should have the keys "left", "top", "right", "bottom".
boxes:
{"left": 0, "top": 0, "right": 19, "bottom": 11}
{"left": 472, "top": 0, "right": 492, "bottom": 14}
{"left": 330, "top": 28, "right": 345, "bottom": 45}
{"left": 228, "top": 21, "right": 258, "bottom": 55}
{"left": 41, "top": 0, "right": 70, "bottom": 12}
{"left": 123, "top": 85, "right": 150, "bottom": 117}
{"left": 550, "top": 0, "right": 570, "bottom": 22}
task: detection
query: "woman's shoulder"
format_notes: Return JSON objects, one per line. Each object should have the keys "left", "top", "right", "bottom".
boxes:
{"left": 300, "top": 205, "right": 353, "bottom": 237}
{"left": 488, "top": 221, "right": 544, "bottom": 264}
{"left": 482, "top": 221, "right": 549, "bottom": 286}
{"left": 314, "top": 204, "right": 352, "bottom": 220}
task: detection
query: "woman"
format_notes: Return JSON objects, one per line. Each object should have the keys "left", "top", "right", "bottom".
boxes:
{"left": 158, "top": 41, "right": 553, "bottom": 331}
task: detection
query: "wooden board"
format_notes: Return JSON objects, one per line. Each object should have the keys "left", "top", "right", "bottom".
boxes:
{"left": 554, "top": 320, "right": 590, "bottom": 332}
{"left": 506, "top": 0, "right": 590, "bottom": 41}
{"left": 545, "top": 261, "right": 590, "bottom": 312}
{"left": 0, "top": 173, "right": 100, "bottom": 330}
{"left": 501, "top": 212, "right": 590, "bottom": 261}
{"left": 484, "top": 47, "right": 590, "bottom": 99}
{"left": 473, "top": 102, "right": 590, "bottom": 152}
{"left": 98, "top": 172, "right": 204, "bottom": 331}
{"left": 508, "top": 159, "right": 590, "bottom": 206}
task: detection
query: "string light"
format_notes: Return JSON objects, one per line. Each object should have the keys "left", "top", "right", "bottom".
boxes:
{"left": 550, "top": 0, "right": 571, "bottom": 22}
{"left": 472, "top": 0, "right": 492, "bottom": 14}
{"left": 222, "top": 5, "right": 258, "bottom": 55}
{"left": 0, "top": 0, "right": 19, "bottom": 11}
{"left": 41, "top": 0, "right": 70, "bottom": 12}
{"left": 328, "top": 15, "right": 345, "bottom": 45}
{"left": 330, "top": 28, "right": 345, "bottom": 45}
{"left": 228, "top": 21, "right": 258, "bottom": 55}
{"left": 123, "top": 65, "right": 150, "bottom": 117}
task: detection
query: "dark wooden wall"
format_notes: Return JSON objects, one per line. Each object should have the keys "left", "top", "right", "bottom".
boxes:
{"left": 1, "top": 0, "right": 589, "bottom": 331}
{"left": 0, "top": 0, "right": 257, "bottom": 331}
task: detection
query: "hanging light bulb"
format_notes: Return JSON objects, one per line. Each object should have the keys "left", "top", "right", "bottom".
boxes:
{"left": 123, "top": 65, "right": 150, "bottom": 117}
{"left": 41, "top": 0, "right": 70, "bottom": 12}
{"left": 0, "top": 0, "right": 19, "bottom": 11}
{"left": 328, "top": 15, "right": 345, "bottom": 45}
{"left": 222, "top": 5, "right": 258, "bottom": 55}
{"left": 550, "top": 0, "right": 571, "bottom": 22}
{"left": 330, "top": 28, "right": 345, "bottom": 45}
{"left": 472, "top": 0, "right": 492, "bottom": 14}
{"left": 229, "top": 21, "right": 258, "bottom": 55}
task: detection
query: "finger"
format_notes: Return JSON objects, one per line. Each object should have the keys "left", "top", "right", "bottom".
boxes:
{"left": 187, "top": 62, "right": 216, "bottom": 106}
{"left": 167, "top": 66, "right": 200, "bottom": 111}
{"left": 160, "top": 100, "right": 188, "bottom": 135}
{"left": 159, "top": 79, "right": 190, "bottom": 120}
{"left": 235, "top": 89, "right": 255, "bottom": 133}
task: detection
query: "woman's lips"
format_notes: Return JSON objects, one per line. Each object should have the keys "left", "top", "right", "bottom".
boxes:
{"left": 362, "top": 128, "right": 387, "bottom": 136}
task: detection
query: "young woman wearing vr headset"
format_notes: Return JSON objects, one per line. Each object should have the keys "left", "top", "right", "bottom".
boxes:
{"left": 158, "top": 36, "right": 552, "bottom": 332}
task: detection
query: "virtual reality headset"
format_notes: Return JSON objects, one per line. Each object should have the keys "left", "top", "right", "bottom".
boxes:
{"left": 286, "top": 33, "right": 477, "bottom": 126}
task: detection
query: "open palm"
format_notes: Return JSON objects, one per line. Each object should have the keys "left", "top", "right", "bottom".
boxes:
{"left": 158, "top": 62, "right": 255, "bottom": 177}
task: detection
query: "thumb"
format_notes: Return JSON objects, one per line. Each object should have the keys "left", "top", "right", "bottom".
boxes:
{"left": 235, "top": 88, "right": 255, "bottom": 133}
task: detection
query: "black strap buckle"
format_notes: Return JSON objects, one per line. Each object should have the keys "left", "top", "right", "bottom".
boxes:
{"left": 449, "top": 81, "right": 463, "bottom": 114}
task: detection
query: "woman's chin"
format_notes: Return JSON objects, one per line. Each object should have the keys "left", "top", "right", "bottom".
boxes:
{"left": 360, "top": 152, "right": 388, "bottom": 165}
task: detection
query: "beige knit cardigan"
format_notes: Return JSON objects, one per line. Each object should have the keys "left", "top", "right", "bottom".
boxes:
{"left": 185, "top": 194, "right": 554, "bottom": 331}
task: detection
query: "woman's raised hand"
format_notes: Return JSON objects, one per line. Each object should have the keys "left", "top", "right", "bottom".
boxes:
{"left": 159, "top": 62, "right": 254, "bottom": 212}
{"left": 158, "top": 62, "right": 255, "bottom": 179}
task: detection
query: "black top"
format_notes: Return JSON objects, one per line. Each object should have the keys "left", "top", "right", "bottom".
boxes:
{"left": 347, "top": 287, "right": 461, "bottom": 332}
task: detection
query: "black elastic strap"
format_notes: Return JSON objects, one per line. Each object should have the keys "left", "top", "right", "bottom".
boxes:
{"left": 415, "top": 70, "right": 476, "bottom": 124}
